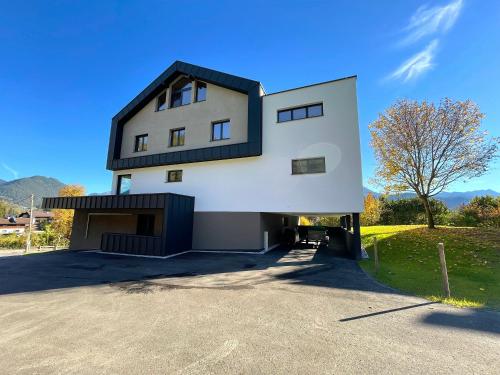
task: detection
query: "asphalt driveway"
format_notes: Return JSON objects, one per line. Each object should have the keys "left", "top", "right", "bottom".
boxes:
{"left": 0, "top": 246, "right": 499, "bottom": 374}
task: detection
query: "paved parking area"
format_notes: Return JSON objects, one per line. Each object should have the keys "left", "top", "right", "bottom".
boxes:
{"left": 0, "top": 246, "right": 499, "bottom": 374}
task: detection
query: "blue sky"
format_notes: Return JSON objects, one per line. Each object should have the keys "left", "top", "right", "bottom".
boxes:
{"left": 0, "top": 0, "right": 499, "bottom": 194}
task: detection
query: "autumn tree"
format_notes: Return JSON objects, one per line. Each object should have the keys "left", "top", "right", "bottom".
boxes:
{"left": 360, "top": 193, "right": 381, "bottom": 226}
{"left": 370, "top": 98, "right": 498, "bottom": 229}
{"left": 52, "top": 185, "right": 85, "bottom": 244}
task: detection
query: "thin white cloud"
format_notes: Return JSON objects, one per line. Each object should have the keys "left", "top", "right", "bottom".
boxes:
{"left": 400, "top": 0, "right": 463, "bottom": 46}
{"left": 1, "top": 162, "right": 19, "bottom": 179}
{"left": 388, "top": 40, "right": 439, "bottom": 82}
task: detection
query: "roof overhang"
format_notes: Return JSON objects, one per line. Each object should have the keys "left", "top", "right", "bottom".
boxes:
{"left": 107, "top": 61, "right": 263, "bottom": 171}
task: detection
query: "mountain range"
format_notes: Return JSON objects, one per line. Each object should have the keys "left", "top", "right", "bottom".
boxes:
{"left": 363, "top": 187, "right": 500, "bottom": 209}
{"left": 0, "top": 176, "right": 65, "bottom": 208}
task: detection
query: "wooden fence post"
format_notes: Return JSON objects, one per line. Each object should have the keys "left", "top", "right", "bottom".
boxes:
{"left": 374, "top": 236, "right": 379, "bottom": 273}
{"left": 438, "top": 243, "right": 451, "bottom": 298}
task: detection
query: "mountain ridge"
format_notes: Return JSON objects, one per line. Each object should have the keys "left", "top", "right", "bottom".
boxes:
{"left": 363, "top": 186, "right": 500, "bottom": 209}
{"left": 0, "top": 176, "right": 66, "bottom": 208}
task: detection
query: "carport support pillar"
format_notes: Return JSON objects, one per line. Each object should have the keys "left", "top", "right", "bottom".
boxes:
{"left": 345, "top": 215, "right": 352, "bottom": 231}
{"left": 352, "top": 213, "right": 361, "bottom": 260}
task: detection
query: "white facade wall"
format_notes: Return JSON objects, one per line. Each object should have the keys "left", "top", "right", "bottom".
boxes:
{"left": 112, "top": 77, "right": 363, "bottom": 214}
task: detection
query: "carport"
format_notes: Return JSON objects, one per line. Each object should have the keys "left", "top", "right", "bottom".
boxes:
{"left": 296, "top": 213, "right": 361, "bottom": 260}
{"left": 42, "top": 193, "right": 194, "bottom": 257}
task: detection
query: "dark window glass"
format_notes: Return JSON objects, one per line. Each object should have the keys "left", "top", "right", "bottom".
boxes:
{"left": 278, "top": 110, "right": 292, "bottom": 122}
{"left": 117, "top": 174, "right": 131, "bottom": 195}
{"left": 292, "top": 107, "right": 307, "bottom": 120}
{"left": 212, "top": 121, "right": 230, "bottom": 141}
{"left": 308, "top": 104, "right": 323, "bottom": 117}
{"left": 277, "top": 103, "right": 323, "bottom": 123}
{"left": 134, "top": 134, "right": 148, "bottom": 152}
{"left": 170, "top": 128, "right": 185, "bottom": 147}
{"left": 291, "top": 157, "right": 326, "bottom": 175}
{"left": 170, "top": 78, "right": 192, "bottom": 108}
{"left": 196, "top": 81, "right": 207, "bottom": 102}
{"left": 137, "top": 214, "right": 155, "bottom": 236}
{"left": 167, "top": 170, "right": 183, "bottom": 183}
{"left": 156, "top": 92, "right": 167, "bottom": 111}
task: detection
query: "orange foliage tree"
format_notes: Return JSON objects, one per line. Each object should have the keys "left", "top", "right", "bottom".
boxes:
{"left": 52, "top": 185, "right": 85, "bottom": 244}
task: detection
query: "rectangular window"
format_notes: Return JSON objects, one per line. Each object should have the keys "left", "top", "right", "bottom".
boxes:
{"left": 136, "top": 214, "right": 155, "bottom": 236}
{"left": 156, "top": 91, "right": 167, "bottom": 111}
{"left": 134, "top": 134, "right": 148, "bottom": 152}
{"left": 277, "top": 103, "right": 323, "bottom": 123}
{"left": 195, "top": 81, "right": 207, "bottom": 102}
{"left": 211, "top": 120, "right": 230, "bottom": 141}
{"left": 170, "top": 128, "right": 185, "bottom": 147}
{"left": 291, "top": 157, "right": 326, "bottom": 175}
{"left": 170, "top": 77, "right": 192, "bottom": 108}
{"left": 117, "top": 174, "right": 132, "bottom": 195}
{"left": 166, "top": 170, "right": 183, "bottom": 183}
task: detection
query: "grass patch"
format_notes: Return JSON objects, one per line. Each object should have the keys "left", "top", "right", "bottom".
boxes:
{"left": 359, "top": 225, "right": 500, "bottom": 310}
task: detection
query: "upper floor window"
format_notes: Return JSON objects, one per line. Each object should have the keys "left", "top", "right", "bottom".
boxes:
{"left": 134, "top": 134, "right": 148, "bottom": 152}
{"left": 278, "top": 103, "right": 323, "bottom": 123}
{"left": 166, "top": 170, "right": 183, "bottom": 183}
{"left": 156, "top": 91, "right": 167, "bottom": 111}
{"left": 170, "top": 127, "right": 185, "bottom": 147}
{"left": 170, "top": 77, "right": 192, "bottom": 108}
{"left": 291, "top": 157, "right": 326, "bottom": 175}
{"left": 195, "top": 81, "right": 207, "bottom": 102}
{"left": 117, "top": 174, "right": 132, "bottom": 195}
{"left": 212, "top": 120, "right": 230, "bottom": 141}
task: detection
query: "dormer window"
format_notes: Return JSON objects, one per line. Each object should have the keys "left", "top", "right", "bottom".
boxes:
{"left": 170, "top": 77, "right": 192, "bottom": 108}
{"left": 156, "top": 91, "right": 167, "bottom": 111}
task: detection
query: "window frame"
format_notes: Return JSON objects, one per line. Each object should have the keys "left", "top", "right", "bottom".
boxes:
{"left": 170, "top": 77, "right": 192, "bottom": 108}
{"left": 291, "top": 157, "right": 326, "bottom": 175}
{"left": 277, "top": 103, "right": 324, "bottom": 123}
{"left": 116, "top": 174, "right": 132, "bottom": 195}
{"left": 195, "top": 81, "right": 207, "bottom": 102}
{"left": 169, "top": 127, "right": 185, "bottom": 147}
{"left": 211, "top": 120, "right": 231, "bottom": 141}
{"left": 134, "top": 134, "right": 148, "bottom": 153}
{"left": 166, "top": 170, "right": 183, "bottom": 183}
{"left": 156, "top": 91, "right": 167, "bottom": 111}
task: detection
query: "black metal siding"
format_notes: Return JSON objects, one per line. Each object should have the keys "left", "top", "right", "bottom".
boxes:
{"left": 41, "top": 193, "right": 169, "bottom": 210}
{"left": 161, "top": 194, "right": 195, "bottom": 255}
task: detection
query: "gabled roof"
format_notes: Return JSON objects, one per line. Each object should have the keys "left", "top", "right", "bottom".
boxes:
{"left": 107, "top": 61, "right": 263, "bottom": 171}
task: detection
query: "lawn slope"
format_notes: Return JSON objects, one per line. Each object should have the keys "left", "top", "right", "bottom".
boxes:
{"left": 359, "top": 225, "right": 500, "bottom": 310}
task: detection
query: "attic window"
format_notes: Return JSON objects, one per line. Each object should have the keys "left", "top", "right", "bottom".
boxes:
{"left": 195, "top": 81, "right": 207, "bottom": 102}
{"left": 170, "top": 77, "right": 192, "bottom": 108}
{"left": 156, "top": 91, "right": 167, "bottom": 111}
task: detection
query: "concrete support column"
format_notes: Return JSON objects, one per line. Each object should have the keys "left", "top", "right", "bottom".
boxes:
{"left": 352, "top": 213, "right": 361, "bottom": 260}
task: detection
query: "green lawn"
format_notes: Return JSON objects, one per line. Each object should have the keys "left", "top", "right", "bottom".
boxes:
{"left": 359, "top": 225, "right": 500, "bottom": 310}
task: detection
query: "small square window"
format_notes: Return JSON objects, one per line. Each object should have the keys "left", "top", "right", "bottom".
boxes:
{"left": 117, "top": 174, "right": 132, "bottom": 195}
{"left": 166, "top": 170, "right": 183, "bottom": 183}
{"left": 307, "top": 104, "right": 323, "bottom": 117}
{"left": 196, "top": 81, "right": 207, "bottom": 102}
{"left": 170, "top": 128, "right": 185, "bottom": 147}
{"left": 212, "top": 121, "right": 230, "bottom": 141}
{"left": 156, "top": 92, "right": 167, "bottom": 111}
{"left": 278, "top": 110, "right": 292, "bottom": 122}
{"left": 292, "top": 107, "right": 307, "bottom": 120}
{"left": 134, "top": 134, "right": 148, "bottom": 152}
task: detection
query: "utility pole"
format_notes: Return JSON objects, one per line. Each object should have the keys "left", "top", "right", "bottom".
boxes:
{"left": 25, "top": 194, "right": 34, "bottom": 253}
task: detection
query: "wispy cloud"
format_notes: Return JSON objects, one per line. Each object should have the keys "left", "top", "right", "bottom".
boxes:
{"left": 386, "top": 0, "right": 464, "bottom": 83}
{"left": 388, "top": 40, "right": 439, "bottom": 82}
{"left": 1, "top": 162, "right": 19, "bottom": 179}
{"left": 400, "top": 0, "right": 463, "bottom": 46}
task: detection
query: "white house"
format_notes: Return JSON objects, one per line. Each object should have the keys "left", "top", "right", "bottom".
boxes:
{"left": 42, "top": 61, "right": 363, "bottom": 258}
